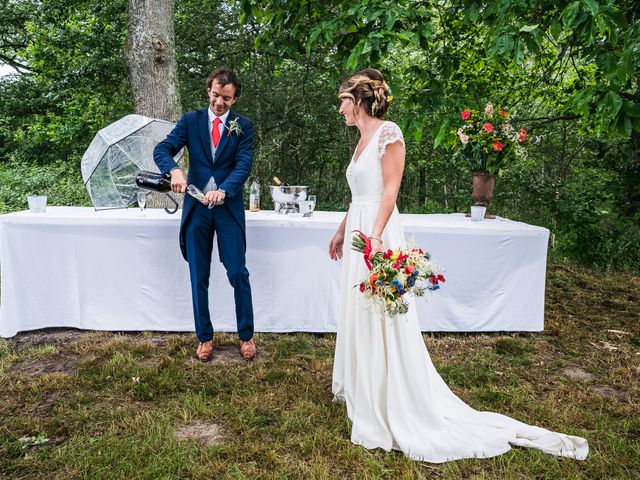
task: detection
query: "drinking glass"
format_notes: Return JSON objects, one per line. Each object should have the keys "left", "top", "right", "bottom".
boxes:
{"left": 470, "top": 205, "right": 486, "bottom": 221}
{"left": 27, "top": 195, "right": 47, "bottom": 213}
{"left": 187, "top": 184, "right": 215, "bottom": 209}
{"left": 308, "top": 195, "right": 316, "bottom": 212}
{"left": 137, "top": 191, "right": 148, "bottom": 216}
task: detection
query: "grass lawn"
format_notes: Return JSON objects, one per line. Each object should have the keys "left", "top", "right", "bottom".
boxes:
{"left": 1, "top": 264, "right": 638, "bottom": 479}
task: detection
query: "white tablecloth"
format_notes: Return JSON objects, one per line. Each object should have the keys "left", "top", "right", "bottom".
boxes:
{"left": 0, "top": 207, "right": 549, "bottom": 337}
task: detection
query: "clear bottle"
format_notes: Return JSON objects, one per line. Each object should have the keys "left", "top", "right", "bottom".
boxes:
{"left": 249, "top": 180, "right": 260, "bottom": 212}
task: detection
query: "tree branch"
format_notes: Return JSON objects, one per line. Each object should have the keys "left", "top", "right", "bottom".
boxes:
{"left": 512, "top": 40, "right": 570, "bottom": 108}
{"left": 519, "top": 114, "right": 580, "bottom": 121}
{"left": 0, "top": 54, "right": 32, "bottom": 73}
{"left": 521, "top": 114, "right": 580, "bottom": 130}
{"left": 569, "top": 47, "right": 585, "bottom": 87}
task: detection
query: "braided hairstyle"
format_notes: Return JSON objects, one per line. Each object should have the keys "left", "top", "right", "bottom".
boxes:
{"left": 338, "top": 68, "right": 390, "bottom": 119}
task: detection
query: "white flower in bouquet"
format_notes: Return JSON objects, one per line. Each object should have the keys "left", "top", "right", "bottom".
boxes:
{"left": 484, "top": 102, "right": 494, "bottom": 118}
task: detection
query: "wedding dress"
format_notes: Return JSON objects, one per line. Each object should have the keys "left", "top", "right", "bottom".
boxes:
{"left": 332, "top": 120, "right": 588, "bottom": 463}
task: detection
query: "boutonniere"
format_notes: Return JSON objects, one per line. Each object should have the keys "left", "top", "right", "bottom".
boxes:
{"left": 226, "top": 118, "right": 243, "bottom": 137}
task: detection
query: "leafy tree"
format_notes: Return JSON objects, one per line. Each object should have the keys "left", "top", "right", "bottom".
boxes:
{"left": 0, "top": 0, "right": 132, "bottom": 165}
{"left": 241, "top": 0, "right": 640, "bottom": 138}
{"left": 0, "top": 0, "right": 34, "bottom": 73}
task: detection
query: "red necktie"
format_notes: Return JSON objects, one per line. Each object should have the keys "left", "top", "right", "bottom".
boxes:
{"left": 212, "top": 117, "right": 221, "bottom": 148}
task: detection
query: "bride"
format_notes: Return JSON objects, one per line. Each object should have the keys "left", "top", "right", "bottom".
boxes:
{"left": 328, "top": 68, "right": 588, "bottom": 463}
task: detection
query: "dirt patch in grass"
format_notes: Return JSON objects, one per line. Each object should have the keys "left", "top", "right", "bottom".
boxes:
{"left": 560, "top": 367, "right": 594, "bottom": 381}
{"left": 11, "top": 356, "right": 78, "bottom": 376}
{"left": 140, "top": 357, "right": 161, "bottom": 368}
{"left": 174, "top": 420, "right": 224, "bottom": 446}
{"left": 11, "top": 328, "right": 86, "bottom": 350}
{"left": 591, "top": 385, "right": 628, "bottom": 400}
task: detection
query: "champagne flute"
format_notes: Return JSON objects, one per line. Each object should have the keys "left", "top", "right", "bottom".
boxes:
{"left": 137, "top": 191, "right": 147, "bottom": 216}
{"left": 308, "top": 195, "right": 316, "bottom": 212}
{"left": 187, "top": 184, "right": 215, "bottom": 209}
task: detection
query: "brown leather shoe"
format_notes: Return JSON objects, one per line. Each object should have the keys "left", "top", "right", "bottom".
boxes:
{"left": 196, "top": 340, "right": 213, "bottom": 362}
{"left": 240, "top": 339, "right": 256, "bottom": 360}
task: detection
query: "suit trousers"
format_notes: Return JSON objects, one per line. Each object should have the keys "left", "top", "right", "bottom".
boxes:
{"left": 184, "top": 202, "right": 254, "bottom": 342}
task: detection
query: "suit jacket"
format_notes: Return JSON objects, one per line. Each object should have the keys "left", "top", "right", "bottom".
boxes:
{"left": 153, "top": 108, "right": 254, "bottom": 260}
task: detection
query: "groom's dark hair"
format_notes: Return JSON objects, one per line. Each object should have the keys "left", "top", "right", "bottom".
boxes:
{"left": 206, "top": 67, "right": 242, "bottom": 98}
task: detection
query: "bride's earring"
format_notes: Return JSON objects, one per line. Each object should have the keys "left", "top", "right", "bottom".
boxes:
{"left": 371, "top": 99, "right": 379, "bottom": 115}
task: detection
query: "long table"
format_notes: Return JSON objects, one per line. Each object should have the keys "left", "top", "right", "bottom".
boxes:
{"left": 0, "top": 207, "right": 549, "bottom": 338}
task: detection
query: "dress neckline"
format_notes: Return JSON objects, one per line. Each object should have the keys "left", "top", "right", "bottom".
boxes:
{"left": 351, "top": 121, "right": 386, "bottom": 164}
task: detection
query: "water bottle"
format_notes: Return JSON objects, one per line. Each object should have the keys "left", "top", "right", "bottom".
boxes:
{"left": 249, "top": 180, "right": 260, "bottom": 212}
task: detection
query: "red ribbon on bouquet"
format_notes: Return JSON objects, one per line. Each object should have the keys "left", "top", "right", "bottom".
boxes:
{"left": 352, "top": 230, "right": 373, "bottom": 271}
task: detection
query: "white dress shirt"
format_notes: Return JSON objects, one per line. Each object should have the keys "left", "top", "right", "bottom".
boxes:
{"left": 204, "top": 108, "right": 229, "bottom": 193}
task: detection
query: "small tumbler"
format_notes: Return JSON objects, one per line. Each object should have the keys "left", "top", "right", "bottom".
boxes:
{"left": 27, "top": 195, "right": 47, "bottom": 213}
{"left": 470, "top": 205, "right": 486, "bottom": 221}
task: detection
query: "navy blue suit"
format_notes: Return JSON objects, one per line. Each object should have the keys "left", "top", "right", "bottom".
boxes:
{"left": 153, "top": 108, "right": 254, "bottom": 342}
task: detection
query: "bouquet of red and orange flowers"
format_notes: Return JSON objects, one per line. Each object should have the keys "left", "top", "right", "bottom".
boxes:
{"left": 351, "top": 231, "right": 445, "bottom": 318}
{"left": 452, "top": 102, "right": 539, "bottom": 174}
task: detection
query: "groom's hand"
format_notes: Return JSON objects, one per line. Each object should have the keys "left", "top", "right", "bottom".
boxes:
{"left": 170, "top": 168, "right": 187, "bottom": 193}
{"left": 204, "top": 189, "right": 226, "bottom": 206}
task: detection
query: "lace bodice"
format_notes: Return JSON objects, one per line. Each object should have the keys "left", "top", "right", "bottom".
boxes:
{"left": 346, "top": 121, "right": 405, "bottom": 199}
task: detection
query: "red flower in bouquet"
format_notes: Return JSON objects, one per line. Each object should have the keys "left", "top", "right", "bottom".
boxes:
{"left": 493, "top": 141, "right": 504, "bottom": 152}
{"left": 518, "top": 128, "right": 527, "bottom": 141}
{"left": 461, "top": 110, "right": 472, "bottom": 120}
{"left": 482, "top": 122, "right": 494, "bottom": 132}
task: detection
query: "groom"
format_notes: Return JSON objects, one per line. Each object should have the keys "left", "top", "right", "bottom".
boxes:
{"left": 153, "top": 67, "right": 256, "bottom": 361}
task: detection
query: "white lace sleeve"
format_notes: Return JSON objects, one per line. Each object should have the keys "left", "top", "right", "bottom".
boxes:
{"left": 377, "top": 122, "right": 405, "bottom": 158}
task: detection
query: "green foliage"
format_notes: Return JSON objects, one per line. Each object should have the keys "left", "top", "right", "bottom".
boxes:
{"left": 0, "top": 0, "right": 33, "bottom": 72}
{"left": 0, "top": 158, "right": 91, "bottom": 213}
{"left": 243, "top": 0, "right": 640, "bottom": 139}
{"left": 0, "top": 0, "right": 132, "bottom": 164}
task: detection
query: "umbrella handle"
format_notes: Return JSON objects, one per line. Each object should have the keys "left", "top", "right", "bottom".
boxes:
{"left": 163, "top": 192, "right": 179, "bottom": 214}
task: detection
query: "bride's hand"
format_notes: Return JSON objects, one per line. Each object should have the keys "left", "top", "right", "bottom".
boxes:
{"left": 369, "top": 237, "right": 384, "bottom": 261}
{"left": 329, "top": 231, "right": 345, "bottom": 260}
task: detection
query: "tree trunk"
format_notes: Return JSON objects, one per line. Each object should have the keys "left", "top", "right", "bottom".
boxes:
{"left": 127, "top": 0, "right": 181, "bottom": 121}
{"left": 127, "top": 0, "right": 184, "bottom": 209}
{"left": 418, "top": 159, "right": 426, "bottom": 210}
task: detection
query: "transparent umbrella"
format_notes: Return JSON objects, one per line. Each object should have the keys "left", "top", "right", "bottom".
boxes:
{"left": 81, "top": 114, "right": 184, "bottom": 211}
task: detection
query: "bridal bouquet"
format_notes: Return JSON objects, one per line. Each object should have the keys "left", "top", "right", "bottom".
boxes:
{"left": 351, "top": 231, "right": 445, "bottom": 318}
